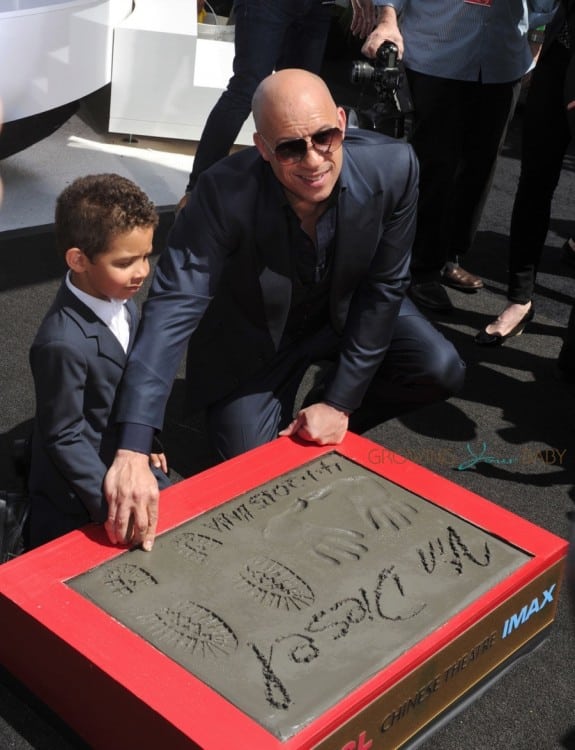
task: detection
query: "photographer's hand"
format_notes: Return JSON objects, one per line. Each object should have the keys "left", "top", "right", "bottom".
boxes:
{"left": 350, "top": 0, "right": 376, "bottom": 39}
{"left": 361, "top": 5, "right": 404, "bottom": 59}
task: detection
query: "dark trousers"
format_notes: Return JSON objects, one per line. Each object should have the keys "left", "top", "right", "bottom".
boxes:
{"left": 508, "top": 41, "right": 572, "bottom": 303}
{"left": 406, "top": 70, "right": 520, "bottom": 282}
{"left": 187, "top": 0, "right": 332, "bottom": 190}
{"left": 206, "top": 297, "right": 465, "bottom": 460}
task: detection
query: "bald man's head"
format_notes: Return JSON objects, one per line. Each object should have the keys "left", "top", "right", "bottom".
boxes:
{"left": 252, "top": 69, "right": 336, "bottom": 133}
{"left": 251, "top": 69, "right": 346, "bottom": 215}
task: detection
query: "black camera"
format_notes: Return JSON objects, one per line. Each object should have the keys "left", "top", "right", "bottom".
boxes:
{"left": 348, "top": 41, "right": 413, "bottom": 139}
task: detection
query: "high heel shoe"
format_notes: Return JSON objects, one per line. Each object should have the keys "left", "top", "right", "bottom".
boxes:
{"left": 474, "top": 304, "right": 534, "bottom": 346}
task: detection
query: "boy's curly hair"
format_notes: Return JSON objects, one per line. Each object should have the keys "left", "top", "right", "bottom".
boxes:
{"left": 55, "top": 173, "right": 159, "bottom": 261}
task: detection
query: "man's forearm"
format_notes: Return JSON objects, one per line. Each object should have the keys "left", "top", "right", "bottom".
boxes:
{"left": 375, "top": 4, "right": 399, "bottom": 26}
{"left": 362, "top": 3, "right": 403, "bottom": 58}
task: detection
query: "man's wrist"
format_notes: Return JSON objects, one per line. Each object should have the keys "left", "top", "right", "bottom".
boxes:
{"left": 374, "top": 4, "right": 398, "bottom": 26}
{"left": 372, "top": 1, "right": 400, "bottom": 11}
{"left": 323, "top": 399, "right": 352, "bottom": 418}
{"left": 115, "top": 448, "right": 150, "bottom": 462}
{"left": 118, "top": 422, "right": 155, "bottom": 455}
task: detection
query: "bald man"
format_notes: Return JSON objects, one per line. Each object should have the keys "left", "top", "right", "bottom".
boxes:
{"left": 104, "top": 70, "right": 465, "bottom": 551}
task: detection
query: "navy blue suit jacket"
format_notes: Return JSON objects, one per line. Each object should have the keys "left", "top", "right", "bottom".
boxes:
{"left": 29, "top": 281, "right": 138, "bottom": 526}
{"left": 117, "top": 129, "right": 419, "bottom": 434}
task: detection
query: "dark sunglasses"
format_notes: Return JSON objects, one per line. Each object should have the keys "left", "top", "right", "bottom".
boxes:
{"left": 261, "top": 127, "right": 344, "bottom": 164}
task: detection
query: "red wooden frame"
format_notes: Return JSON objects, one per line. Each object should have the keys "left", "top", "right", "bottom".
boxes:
{"left": 0, "top": 433, "right": 567, "bottom": 749}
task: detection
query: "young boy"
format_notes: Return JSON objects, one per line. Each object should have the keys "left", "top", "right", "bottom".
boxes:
{"left": 27, "top": 173, "right": 169, "bottom": 549}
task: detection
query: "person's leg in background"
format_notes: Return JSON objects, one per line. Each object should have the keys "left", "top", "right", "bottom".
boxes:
{"left": 277, "top": 0, "right": 332, "bottom": 72}
{"left": 475, "top": 42, "right": 571, "bottom": 345}
{"left": 187, "top": 0, "right": 332, "bottom": 192}
{"left": 187, "top": 0, "right": 292, "bottom": 190}
{"left": 508, "top": 44, "right": 570, "bottom": 301}
{"left": 404, "top": 72, "right": 467, "bottom": 312}
{"left": 445, "top": 79, "right": 521, "bottom": 279}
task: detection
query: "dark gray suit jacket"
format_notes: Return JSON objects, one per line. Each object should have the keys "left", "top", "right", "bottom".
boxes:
{"left": 118, "top": 129, "right": 418, "bottom": 433}
{"left": 29, "top": 282, "right": 137, "bottom": 525}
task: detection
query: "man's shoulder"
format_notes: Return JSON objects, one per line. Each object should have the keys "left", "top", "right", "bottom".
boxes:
{"left": 343, "top": 127, "right": 410, "bottom": 154}
{"left": 188, "top": 147, "right": 276, "bottom": 224}
{"left": 200, "top": 146, "right": 264, "bottom": 190}
{"left": 343, "top": 128, "right": 416, "bottom": 178}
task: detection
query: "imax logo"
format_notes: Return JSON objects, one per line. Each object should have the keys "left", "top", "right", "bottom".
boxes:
{"left": 501, "top": 584, "right": 556, "bottom": 639}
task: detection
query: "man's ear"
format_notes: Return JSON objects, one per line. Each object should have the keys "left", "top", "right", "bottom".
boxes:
{"left": 253, "top": 132, "right": 271, "bottom": 163}
{"left": 65, "top": 247, "right": 88, "bottom": 273}
{"left": 337, "top": 106, "right": 347, "bottom": 134}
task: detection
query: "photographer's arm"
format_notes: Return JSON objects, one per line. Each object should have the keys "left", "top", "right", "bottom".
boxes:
{"left": 362, "top": 5, "right": 404, "bottom": 59}
{"left": 350, "top": 0, "right": 377, "bottom": 39}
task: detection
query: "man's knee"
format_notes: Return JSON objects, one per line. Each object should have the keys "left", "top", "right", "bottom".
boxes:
{"left": 395, "top": 304, "right": 466, "bottom": 400}
{"left": 206, "top": 397, "right": 283, "bottom": 461}
{"left": 425, "top": 342, "right": 466, "bottom": 399}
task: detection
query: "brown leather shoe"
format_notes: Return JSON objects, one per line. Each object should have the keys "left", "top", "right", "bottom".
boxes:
{"left": 441, "top": 264, "right": 484, "bottom": 291}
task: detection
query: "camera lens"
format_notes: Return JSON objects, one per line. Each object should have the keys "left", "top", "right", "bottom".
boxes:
{"left": 350, "top": 61, "right": 375, "bottom": 85}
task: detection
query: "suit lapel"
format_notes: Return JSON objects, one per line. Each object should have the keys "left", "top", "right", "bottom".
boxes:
{"left": 254, "top": 171, "right": 293, "bottom": 349}
{"left": 58, "top": 283, "right": 128, "bottom": 367}
{"left": 331, "top": 159, "right": 383, "bottom": 330}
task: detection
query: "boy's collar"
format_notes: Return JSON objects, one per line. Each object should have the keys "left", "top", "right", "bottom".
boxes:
{"left": 65, "top": 272, "right": 127, "bottom": 321}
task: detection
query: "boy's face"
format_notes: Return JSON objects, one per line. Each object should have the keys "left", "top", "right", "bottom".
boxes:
{"left": 69, "top": 226, "right": 154, "bottom": 301}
